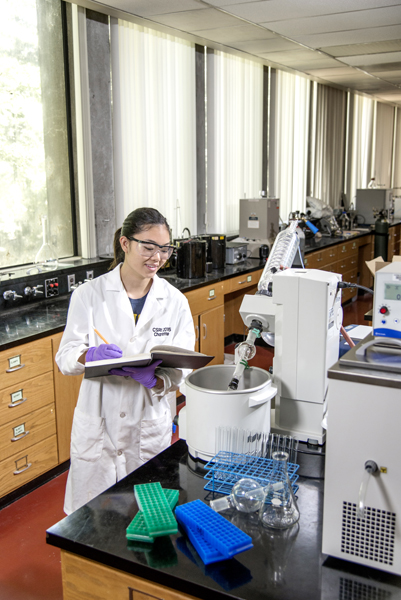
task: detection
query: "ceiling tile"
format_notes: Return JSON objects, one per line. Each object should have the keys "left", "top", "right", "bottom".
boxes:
{"left": 193, "top": 24, "right": 276, "bottom": 44}
{"left": 259, "top": 7, "right": 401, "bottom": 38}
{"left": 234, "top": 38, "right": 300, "bottom": 53}
{"left": 108, "top": 0, "right": 203, "bottom": 16}
{"left": 291, "top": 24, "right": 401, "bottom": 49}
{"left": 321, "top": 40, "right": 401, "bottom": 57}
{"left": 215, "top": 0, "right": 401, "bottom": 24}
{"left": 340, "top": 51, "right": 401, "bottom": 67}
{"left": 148, "top": 8, "right": 240, "bottom": 31}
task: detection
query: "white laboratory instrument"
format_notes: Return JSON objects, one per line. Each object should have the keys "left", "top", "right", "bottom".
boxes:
{"left": 322, "top": 263, "right": 401, "bottom": 575}
{"left": 322, "top": 349, "right": 401, "bottom": 575}
{"left": 179, "top": 365, "right": 276, "bottom": 461}
{"left": 342, "top": 263, "right": 401, "bottom": 373}
{"left": 240, "top": 268, "right": 342, "bottom": 444}
{"left": 372, "top": 262, "right": 401, "bottom": 340}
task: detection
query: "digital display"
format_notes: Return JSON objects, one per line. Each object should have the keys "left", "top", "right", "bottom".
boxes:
{"left": 384, "top": 283, "right": 401, "bottom": 301}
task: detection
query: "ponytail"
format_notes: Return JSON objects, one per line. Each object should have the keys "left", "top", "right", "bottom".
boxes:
{"left": 109, "top": 227, "right": 125, "bottom": 270}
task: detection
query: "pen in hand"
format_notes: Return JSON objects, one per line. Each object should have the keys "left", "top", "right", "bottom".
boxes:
{"left": 93, "top": 326, "right": 109, "bottom": 345}
{"left": 85, "top": 327, "right": 123, "bottom": 362}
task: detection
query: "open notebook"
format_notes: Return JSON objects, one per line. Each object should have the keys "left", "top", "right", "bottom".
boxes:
{"left": 84, "top": 345, "right": 214, "bottom": 379}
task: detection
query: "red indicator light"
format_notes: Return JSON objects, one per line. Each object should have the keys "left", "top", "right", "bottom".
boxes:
{"left": 379, "top": 306, "right": 387, "bottom": 315}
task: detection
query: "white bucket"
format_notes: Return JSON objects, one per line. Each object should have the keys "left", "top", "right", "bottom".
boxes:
{"left": 179, "top": 364, "right": 277, "bottom": 461}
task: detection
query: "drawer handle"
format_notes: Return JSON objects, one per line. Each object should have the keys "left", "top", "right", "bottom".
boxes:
{"left": 195, "top": 325, "right": 199, "bottom": 343}
{"left": 6, "top": 364, "right": 26, "bottom": 373}
{"left": 8, "top": 397, "right": 28, "bottom": 408}
{"left": 14, "top": 462, "right": 32, "bottom": 475}
{"left": 11, "top": 430, "right": 30, "bottom": 442}
{"left": 237, "top": 279, "right": 247, "bottom": 284}
{"left": 203, "top": 323, "right": 207, "bottom": 340}
{"left": 207, "top": 295, "right": 217, "bottom": 300}
{"left": 317, "top": 258, "right": 323, "bottom": 262}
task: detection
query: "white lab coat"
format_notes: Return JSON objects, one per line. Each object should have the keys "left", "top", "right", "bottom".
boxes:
{"left": 56, "top": 264, "right": 195, "bottom": 514}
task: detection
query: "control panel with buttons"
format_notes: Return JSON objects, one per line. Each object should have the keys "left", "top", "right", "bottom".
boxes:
{"left": 373, "top": 263, "right": 401, "bottom": 339}
{"left": 45, "top": 277, "right": 59, "bottom": 298}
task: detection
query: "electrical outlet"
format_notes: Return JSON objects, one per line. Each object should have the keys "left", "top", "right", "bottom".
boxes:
{"left": 86, "top": 270, "right": 94, "bottom": 280}
{"left": 67, "top": 274, "right": 76, "bottom": 292}
{"left": 45, "top": 278, "right": 59, "bottom": 298}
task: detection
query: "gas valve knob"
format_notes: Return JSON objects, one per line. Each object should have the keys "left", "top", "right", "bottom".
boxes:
{"left": 24, "top": 285, "right": 44, "bottom": 297}
{"left": 3, "top": 290, "right": 23, "bottom": 300}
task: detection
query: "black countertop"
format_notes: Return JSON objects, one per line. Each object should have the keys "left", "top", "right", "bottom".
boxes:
{"left": 0, "top": 260, "right": 265, "bottom": 352}
{"left": 303, "top": 228, "right": 372, "bottom": 253}
{"left": 46, "top": 440, "right": 401, "bottom": 600}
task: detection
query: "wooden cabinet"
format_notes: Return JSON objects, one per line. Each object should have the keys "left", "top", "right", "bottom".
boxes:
{"left": 223, "top": 268, "right": 264, "bottom": 338}
{"left": 51, "top": 332, "right": 82, "bottom": 464}
{"left": 185, "top": 282, "right": 225, "bottom": 365}
{"left": 304, "top": 236, "right": 373, "bottom": 304}
{"left": 388, "top": 224, "right": 401, "bottom": 261}
{"left": 0, "top": 338, "right": 58, "bottom": 497}
{"left": 61, "top": 551, "right": 199, "bottom": 600}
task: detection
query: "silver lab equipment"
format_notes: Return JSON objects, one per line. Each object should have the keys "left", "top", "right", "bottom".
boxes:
{"left": 239, "top": 197, "right": 280, "bottom": 242}
{"left": 356, "top": 189, "right": 394, "bottom": 225}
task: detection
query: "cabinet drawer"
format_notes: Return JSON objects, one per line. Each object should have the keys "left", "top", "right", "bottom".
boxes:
{"left": 338, "top": 240, "right": 358, "bottom": 258}
{"left": 185, "top": 282, "right": 224, "bottom": 316}
{"left": 0, "top": 371, "right": 54, "bottom": 425}
{"left": 0, "top": 337, "right": 53, "bottom": 389}
{"left": 228, "top": 270, "right": 263, "bottom": 293}
{"left": 0, "top": 403, "right": 56, "bottom": 462}
{"left": 304, "top": 246, "right": 339, "bottom": 269}
{"left": 337, "top": 255, "right": 358, "bottom": 273}
{"left": 341, "top": 269, "right": 358, "bottom": 304}
{"left": 0, "top": 434, "right": 58, "bottom": 498}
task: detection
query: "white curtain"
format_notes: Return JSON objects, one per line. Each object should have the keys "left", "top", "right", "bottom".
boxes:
{"left": 348, "top": 93, "right": 374, "bottom": 207}
{"left": 309, "top": 83, "right": 347, "bottom": 208}
{"left": 374, "top": 102, "right": 395, "bottom": 189}
{"left": 274, "top": 70, "right": 310, "bottom": 221}
{"left": 394, "top": 108, "right": 401, "bottom": 192}
{"left": 111, "top": 20, "right": 196, "bottom": 239}
{"left": 207, "top": 50, "right": 263, "bottom": 235}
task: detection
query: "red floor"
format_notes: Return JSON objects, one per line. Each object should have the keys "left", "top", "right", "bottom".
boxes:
{"left": 0, "top": 471, "right": 68, "bottom": 600}
{"left": 0, "top": 294, "right": 372, "bottom": 600}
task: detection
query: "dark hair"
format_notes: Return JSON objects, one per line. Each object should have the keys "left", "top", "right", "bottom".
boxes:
{"left": 109, "top": 207, "right": 170, "bottom": 269}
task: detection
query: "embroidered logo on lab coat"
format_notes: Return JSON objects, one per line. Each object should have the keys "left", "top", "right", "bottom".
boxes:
{"left": 153, "top": 327, "right": 171, "bottom": 337}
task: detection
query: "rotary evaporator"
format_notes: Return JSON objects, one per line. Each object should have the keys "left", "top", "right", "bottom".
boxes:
{"left": 230, "top": 219, "right": 343, "bottom": 445}
{"left": 179, "top": 219, "right": 344, "bottom": 462}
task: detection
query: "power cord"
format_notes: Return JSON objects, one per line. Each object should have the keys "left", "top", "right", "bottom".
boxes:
{"left": 337, "top": 281, "right": 374, "bottom": 295}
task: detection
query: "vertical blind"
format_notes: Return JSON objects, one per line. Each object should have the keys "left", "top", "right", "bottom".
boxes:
{"left": 374, "top": 102, "right": 395, "bottom": 189}
{"left": 309, "top": 84, "right": 347, "bottom": 208}
{"left": 348, "top": 93, "right": 374, "bottom": 208}
{"left": 274, "top": 70, "right": 310, "bottom": 220}
{"left": 207, "top": 50, "right": 263, "bottom": 234}
{"left": 111, "top": 21, "right": 197, "bottom": 238}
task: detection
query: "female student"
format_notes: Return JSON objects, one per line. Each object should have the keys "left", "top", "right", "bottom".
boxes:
{"left": 56, "top": 207, "right": 195, "bottom": 514}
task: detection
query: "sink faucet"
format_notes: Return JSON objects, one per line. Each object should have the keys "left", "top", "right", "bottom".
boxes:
{"left": 182, "top": 227, "right": 191, "bottom": 238}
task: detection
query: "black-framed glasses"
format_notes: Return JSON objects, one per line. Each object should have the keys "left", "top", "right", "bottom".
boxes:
{"left": 127, "top": 237, "right": 176, "bottom": 259}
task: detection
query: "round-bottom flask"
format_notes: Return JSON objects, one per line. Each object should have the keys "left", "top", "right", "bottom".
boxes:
{"left": 210, "top": 478, "right": 266, "bottom": 513}
{"left": 260, "top": 451, "right": 300, "bottom": 529}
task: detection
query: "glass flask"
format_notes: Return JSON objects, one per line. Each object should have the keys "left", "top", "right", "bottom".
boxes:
{"left": 260, "top": 451, "right": 300, "bottom": 529}
{"left": 257, "top": 220, "right": 300, "bottom": 296}
{"left": 35, "top": 215, "right": 58, "bottom": 270}
{"left": 210, "top": 478, "right": 266, "bottom": 514}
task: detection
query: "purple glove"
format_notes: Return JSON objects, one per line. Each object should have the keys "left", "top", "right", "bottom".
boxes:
{"left": 109, "top": 360, "right": 162, "bottom": 389}
{"left": 86, "top": 344, "right": 123, "bottom": 362}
